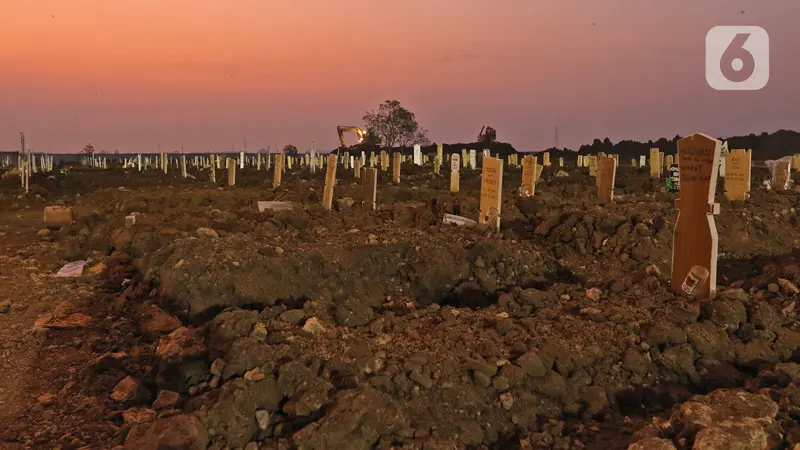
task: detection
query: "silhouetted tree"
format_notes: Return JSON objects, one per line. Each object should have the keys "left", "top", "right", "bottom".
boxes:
{"left": 82, "top": 143, "right": 94, "bottom": 155}
{"left": 282, "top": 144, "right": 299, "bottom": 156}
{"left": 363, "top": 100, "right": 429, "bottom": 148}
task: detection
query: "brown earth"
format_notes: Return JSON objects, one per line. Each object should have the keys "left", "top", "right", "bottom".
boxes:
{"left": 0, "top": 161, "right": 800, "bottom": 449}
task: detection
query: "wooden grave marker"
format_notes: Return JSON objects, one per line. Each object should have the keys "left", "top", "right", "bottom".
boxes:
{"left": 322, "top": 154, "right": 337, "bottom": 210}
{"left": 597, "top": 157, "right": 617, "bottom": 203}
{"left": 724, "top": 149, "right": 751, "bottom": 201}
{"left": 274, "top": 154, "right": 284, "bottom": 188}
{"left": 631, "top": 159, "right": 637, "bottom": 168}
{"left": 672, "top": 133, "right": 722, "bottom": 300}
{"left": 381, "top": 151, "right": 388, "bottom": 171}
{"left": 559, "top": 157, "right": 564, "bottom": 167}
{"left": 392, "top": 153, "right": 401, "bottom": 183}
{"left": 450, "top": 153, "right": 460, "bottom": 192}
{"left": 354, "top": 158, "right": 362, "bottom": 179}
{"left": 577, "top": 155, "right": 583, "bottom": 167}
{"left": 362, "top": 167, "right": 377, "bottom": 210}
{"left": 521, "top": 155, "right": 536, "bottom": 197}
{"left": 479, "top": 157, "right": 503, "bottom": 231}
{"left": 227, "top": 158, "right": 236, "bottom": 186}
{"left": 209, "top": 154, "right": 216, "bottom": 183}
{"left": 650, "top": 148, "right": 661, "bottom": 178}
{"left": 665, "top": 155, "right": 674, "bottom": 168}
{"left": 771, "top": 158, "right": 792, "bottom": 191}
{"left": 543, "top": 152, "right": 551, "bottom": 167}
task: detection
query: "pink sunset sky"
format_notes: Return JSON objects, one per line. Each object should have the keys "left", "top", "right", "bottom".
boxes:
{"left": 1, "top": 0, "right": 798, "bottom": 153}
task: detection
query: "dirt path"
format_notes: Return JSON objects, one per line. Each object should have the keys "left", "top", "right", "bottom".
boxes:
{"left": 0, "top": 213, "right": 99, "bottom": 448}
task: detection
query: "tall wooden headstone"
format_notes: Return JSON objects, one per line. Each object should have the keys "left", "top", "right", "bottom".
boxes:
{"left": 354, "top": 158, "right": 362, "bottom": 179}
{"left": 322, "top": 154, "right": 337, "bottom": 210}
{"left": 672, "top": 133, "right": 722, "bottom": 300}
{"left": 209, "top": 154, "right": 216, "bottom": 183}
{"left": 597, "top": 157, "right": 617, "bottom": 203}
{"left": 724, "top": 149, "right": 751, "bottom": 201}
{"left": 274, "top": 154, "right": 284, "bottom": 188}
{"left": 450, "top": 153, "right": 460, "bottom": 192}
{"left": 771, "top": 158, "right": 792, "bottom": 192}
{"left": 362, "top": 168, "right": 377, "bottom": 210}
{"left": 650, "top": 148, "right": 661, "bottom": 178}
{"left": 392, "top": 153, "right": 401, "bottom": 183}
{"left": 227, "top": 158, "right": 236, "bottom": 186}
{"left": 479, "top": 157, "right": 503, "bottom": 231}
{"left": 521, "top": 155, "right": 536, "bottom": 197}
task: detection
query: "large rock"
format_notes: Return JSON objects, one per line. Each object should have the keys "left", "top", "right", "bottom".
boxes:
{"left": 124, "top": 414, "right": 208, "bottom": 450}
{"left": 670, "top": 389, "right": 780, "bottom": 450}
{"left": 156, "top": 327, "right": 206, "bottom": 365}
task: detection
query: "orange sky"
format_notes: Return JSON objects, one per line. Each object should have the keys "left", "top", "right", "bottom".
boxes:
{"left": 1, "top": 0, "right": 799, "bottom": 152}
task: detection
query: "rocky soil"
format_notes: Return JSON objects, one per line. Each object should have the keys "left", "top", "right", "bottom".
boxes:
{"left": 1, "top": 160, "right": 800, "bottom": 449}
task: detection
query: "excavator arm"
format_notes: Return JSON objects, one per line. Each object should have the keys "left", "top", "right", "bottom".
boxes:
{"left": 337, "top": 126, "right": 365, "bottom": 148}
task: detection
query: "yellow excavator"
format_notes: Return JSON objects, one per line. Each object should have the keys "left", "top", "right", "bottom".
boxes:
{"left": 334, "top": 126, "right": 377, "bottom": 154}
{"left": 478, "top": 126, "right": 496, "bottom": 144}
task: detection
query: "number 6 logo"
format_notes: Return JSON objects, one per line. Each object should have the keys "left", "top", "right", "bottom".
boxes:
{"left": 706, "top": 26, "right": 769, "bottom": 91}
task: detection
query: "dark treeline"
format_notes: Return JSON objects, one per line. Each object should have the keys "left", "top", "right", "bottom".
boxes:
{"left": 402, "top": 129, "right": 800, "bottom": 163}
{"left": 2, "top": 129, "right": 798, "bottom": 165}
